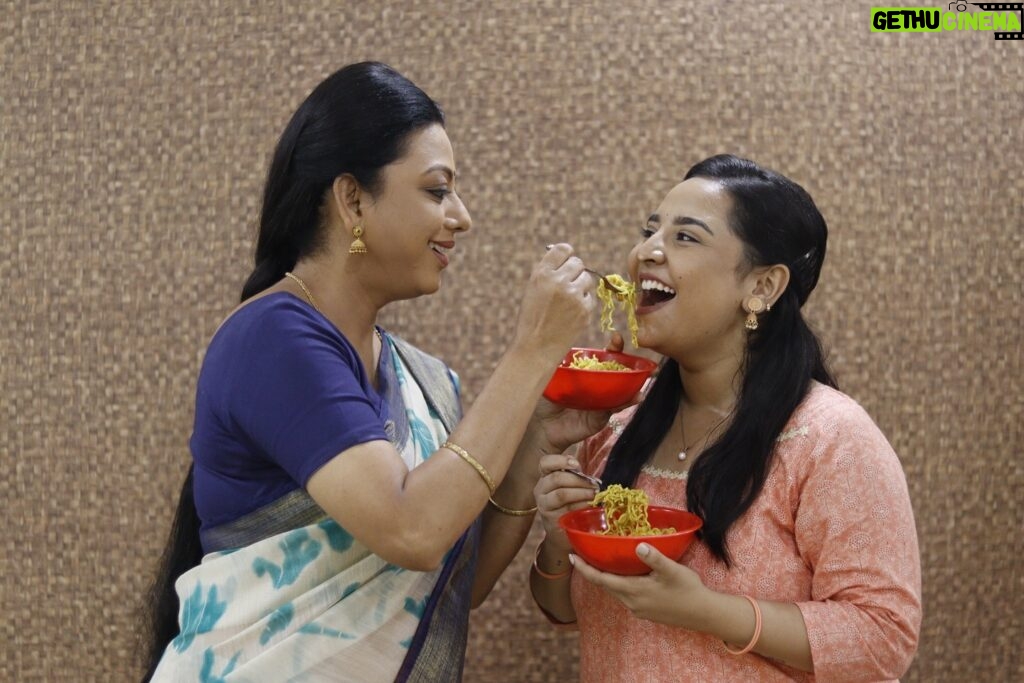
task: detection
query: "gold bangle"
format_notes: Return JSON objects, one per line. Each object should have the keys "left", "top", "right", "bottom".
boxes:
{"left": 441, "top": 440, "right": 496, "bottom": 495}
{"left": 488, "top": 496, "right": 538, "bottom": 516}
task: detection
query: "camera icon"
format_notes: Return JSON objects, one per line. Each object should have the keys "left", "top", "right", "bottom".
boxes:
{"left": 948, "top": 1, "right": 968, "bottom": 10}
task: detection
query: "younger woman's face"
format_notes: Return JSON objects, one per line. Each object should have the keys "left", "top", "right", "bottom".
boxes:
{"left": 360, "top": 124, "right": 472, "bottom": 302}
{"left": 627, "top": 177, "right": 757, "bottom": 363}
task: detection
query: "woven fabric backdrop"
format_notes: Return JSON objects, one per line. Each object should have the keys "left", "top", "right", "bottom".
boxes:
{"left": 2, "top": 1, "right": 1021, "bottom": 681}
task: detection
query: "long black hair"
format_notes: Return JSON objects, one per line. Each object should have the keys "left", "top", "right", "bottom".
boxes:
{"left": 140, "top": 62, "right": 444, "bottom": 681}
{"left": 601, "top": 154, "right": 837, "bottom": 565}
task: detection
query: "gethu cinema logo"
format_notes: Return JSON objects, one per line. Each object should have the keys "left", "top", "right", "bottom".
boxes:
{"left": 872, "top": 3, "right": 1023, "bottom": 39}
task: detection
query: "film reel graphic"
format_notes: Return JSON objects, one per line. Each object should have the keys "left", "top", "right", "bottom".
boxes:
{"left": 960, "top": 2, "right": 1024, "bottom": 39}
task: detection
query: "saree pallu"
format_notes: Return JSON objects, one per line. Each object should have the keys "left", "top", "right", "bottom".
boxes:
{"left": 151, "top": 333, "right": 477, "bottom": 682}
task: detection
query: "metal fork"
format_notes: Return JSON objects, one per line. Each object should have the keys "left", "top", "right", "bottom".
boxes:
{"left": 560, "top": 468, "right": 603, "bottom": 488}
{"left": 584, "top": 268, "right": 627, "bottom": 295}
{"left": 544, "top": 245, "right": 627, "bottom": 295}
{"left": 538, "top": 447, "right": 603, "bottom": 487}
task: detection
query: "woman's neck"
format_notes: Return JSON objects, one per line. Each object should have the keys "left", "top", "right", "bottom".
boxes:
{"left": 290, "top": 259, "right": 382, "bottom": 383}
{"left": 675, "top": 350, "right": 743, "bottom": 415}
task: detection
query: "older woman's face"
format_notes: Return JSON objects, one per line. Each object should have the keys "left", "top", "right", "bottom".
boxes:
{"left": 627, "top": 178, "right": 756, "bottom": 362}
{"left": 360, "top": 124, "right": 472, "bottom": 301}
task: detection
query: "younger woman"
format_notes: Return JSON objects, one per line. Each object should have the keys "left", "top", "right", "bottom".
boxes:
{"left": 531, "top": 155, "right": 921, "bottom": 682}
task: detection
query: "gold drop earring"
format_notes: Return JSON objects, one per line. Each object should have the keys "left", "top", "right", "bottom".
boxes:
{"left": 349, "top": 224, "right": 367, "bottom": 254}
{"left": 743, "top": 295, "right": 766, "bottom": 330}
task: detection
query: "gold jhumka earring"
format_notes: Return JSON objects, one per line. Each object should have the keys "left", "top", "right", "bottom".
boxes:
{"left": 348, "top": 224, "right": 367, "bottom": 254}
{"left": 743, "top": 295, "right": 766, "bottom": 330}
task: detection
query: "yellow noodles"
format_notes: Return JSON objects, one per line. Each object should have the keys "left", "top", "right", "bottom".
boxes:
{"left": 568, "top": 350, "right": 629, "bottom": 372}
{"left": 591, "top": 484, "right": 676, "bottom": 536}
{"left": 596, "top": 275, "right": 639, "bottom": 347}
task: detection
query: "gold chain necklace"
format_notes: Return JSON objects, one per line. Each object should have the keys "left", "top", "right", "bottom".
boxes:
{"left": 284, "top": 271, "right": 382, "bottom": 342}
{"left": 284, "top": 272, "right": 322, "bottom": 314}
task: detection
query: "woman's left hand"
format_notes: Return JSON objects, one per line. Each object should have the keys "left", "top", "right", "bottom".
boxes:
{"left": 569, "top": 543, "right": 713, "bottom": 631}
{"left": 533, "top": 398, "right": 616, "bottom": 453}
{"left": 535, "top": 332, "right": 639, "bottom": 452}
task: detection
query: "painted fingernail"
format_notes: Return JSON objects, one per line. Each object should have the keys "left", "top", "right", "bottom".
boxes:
{"left": 568, "top": 554, "right": 576, "bottom": 565}
{"left": 636, "top": 543, "right": 650, "bottom": 557}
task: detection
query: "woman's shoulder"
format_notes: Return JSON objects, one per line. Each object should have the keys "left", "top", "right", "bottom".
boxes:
{"left": 780, "top": 382, "right": 900, "bottom": 475}
{"left": 212, "top": 292, "right": 328, "bottom": 342}
{"left": 576, "top": 405, "right": 638, "bottom": 473}
{"left": 208, "top": 292, "right": 356, "bottom": 358}
{"left": 608, "top": 405, "right": 640, "bottom": 433}
{"left": 790, "top": 382, "right": 880, "bottom": 434}
{"left": 200, "top": 293, "right": 359, "bottom": 383}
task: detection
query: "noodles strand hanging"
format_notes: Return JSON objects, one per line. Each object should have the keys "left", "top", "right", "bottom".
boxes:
{"left": 596, "top": 275, "right": 639, "bottom": 347}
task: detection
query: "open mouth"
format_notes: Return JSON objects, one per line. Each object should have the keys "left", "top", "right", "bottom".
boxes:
{"left": 639, "top": 279, "right": 676, "bottom": 308}
{"left": 429, "top": 242, "right": 452, "bottom": 257}
{"left": 429, "top": 241, "right": 453, "bottom": 267}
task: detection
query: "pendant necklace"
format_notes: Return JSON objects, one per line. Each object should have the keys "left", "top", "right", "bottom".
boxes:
{"left": 677, "top": 405, "right": 732, "bottom": 462}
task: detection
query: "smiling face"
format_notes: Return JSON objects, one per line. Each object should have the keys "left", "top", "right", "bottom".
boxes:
{"left": 355, "top": 123, "right": 472, "bottom": 302}
{"left": 627, "top": 177, "right": 759, "bottom": 363}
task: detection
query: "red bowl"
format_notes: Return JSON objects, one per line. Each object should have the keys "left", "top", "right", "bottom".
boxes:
{"left": 542, "top": 348, "right": 657, "bottom": 411}
{"left": 558, "top": 505, "right": 703, "bottom": 575}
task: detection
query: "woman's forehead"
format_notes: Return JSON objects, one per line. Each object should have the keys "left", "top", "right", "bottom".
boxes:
{"left": 656, "top": 178, "right": 731, "bottom": 224}
{"left": 394, "top": 124, "right": 455, "bottom": 174}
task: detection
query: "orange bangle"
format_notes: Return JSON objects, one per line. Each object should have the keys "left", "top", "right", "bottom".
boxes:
{"left": 724, "top": 594, "right": 762, "bottom": 655}
{"left": 532, "top": 540, "right": 572, "bottom": 580}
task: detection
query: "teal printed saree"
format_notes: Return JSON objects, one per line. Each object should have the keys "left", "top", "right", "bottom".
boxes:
{"left": 151, "top": 333, "right": 478, "bottom": 682}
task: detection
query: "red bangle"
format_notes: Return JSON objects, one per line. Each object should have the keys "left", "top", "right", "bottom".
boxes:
{"left": 532, "top": 540, "right": 572, "bottom": 580}
{"left": 724, "top": 594, "right": 762, "bottom": 655}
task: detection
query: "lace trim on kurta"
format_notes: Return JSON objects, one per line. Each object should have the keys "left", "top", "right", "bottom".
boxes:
{"left": 635, "top": 426, "right": 806, "bottom": 481}
{"left": 777, "top": 425, "right": 809, "bottom": 443}
{"left": 641, "top": 464, "right": 689, "bottom": 480}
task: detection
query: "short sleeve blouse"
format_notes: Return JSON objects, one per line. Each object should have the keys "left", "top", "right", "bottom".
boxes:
{"left": 189, "top": 293, "right": 389, "bottom": 533}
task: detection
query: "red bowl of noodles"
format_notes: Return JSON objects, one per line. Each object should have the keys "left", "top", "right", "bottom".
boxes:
{"left": 559, "top": 505, "right": 703, "bottom": 575}
{"left": 542, "top": 348, "right": 657, "bottom": 411}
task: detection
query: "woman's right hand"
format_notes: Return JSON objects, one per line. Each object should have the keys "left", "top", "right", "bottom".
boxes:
{"left": 510, "top": 243, "right": 595, "bottom": 363}
{"left": 534, "top": 452, "right": 601, "bottom": 551}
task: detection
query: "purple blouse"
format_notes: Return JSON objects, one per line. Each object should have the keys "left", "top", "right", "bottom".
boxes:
{"left": 189, "top": 293, "right": 389, "bottom": 535}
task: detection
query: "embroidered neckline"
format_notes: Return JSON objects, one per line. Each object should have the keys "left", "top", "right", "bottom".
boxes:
{"left": 777, "top": 425, "right": 809, "bottom": 443}
{"left": 641, "top": 464, "right": 689, "bottom": 480}
{"left": 634, "top": 424, "right": 805, "bottom": 480}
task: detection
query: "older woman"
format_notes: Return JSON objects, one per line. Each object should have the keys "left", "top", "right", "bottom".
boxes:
{"left": 531, "top": 155, "right": 921, "bottom": 682}
{"left": 143, "top": 62, "right": 608, "bottom": 682}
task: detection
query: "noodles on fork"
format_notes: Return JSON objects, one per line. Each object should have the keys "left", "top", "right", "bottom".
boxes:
{"left": 596, "top": 275, "right": 639, "bottom": 347}
{"left": 591, "top": 484, "right": 675, "bottom": 536}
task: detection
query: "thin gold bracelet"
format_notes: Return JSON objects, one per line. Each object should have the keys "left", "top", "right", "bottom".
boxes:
{"left": 441, "top": 440, "right": 496, "bottom": 495}
{"left": 488, "top": 496, "right": 538, "bottom": 516}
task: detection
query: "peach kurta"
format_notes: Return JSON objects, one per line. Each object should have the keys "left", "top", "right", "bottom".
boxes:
{"left": 570, "top": 383, "right": 921, "bottom": 682}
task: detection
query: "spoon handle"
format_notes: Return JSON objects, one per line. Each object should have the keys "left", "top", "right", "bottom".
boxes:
{"left": 559, "top": 468, "right": 603, "bottom": 488}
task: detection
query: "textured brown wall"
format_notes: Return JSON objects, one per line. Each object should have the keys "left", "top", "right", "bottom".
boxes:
{"left": 3, "top": 1, "right": 1022, "bottom": 681}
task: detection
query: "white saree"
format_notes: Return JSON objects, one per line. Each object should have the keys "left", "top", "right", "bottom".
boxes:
{"left": 151, "top": 333, "right": 476, "bottom": 682}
